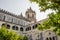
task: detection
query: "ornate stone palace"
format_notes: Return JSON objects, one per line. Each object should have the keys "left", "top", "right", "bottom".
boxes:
{"left": 0, "top": 7, "right": 59, "bottom": 40}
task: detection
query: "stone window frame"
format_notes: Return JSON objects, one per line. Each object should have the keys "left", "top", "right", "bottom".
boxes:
{"left": 6, "top": 24, "right": 10, "bottom": 29}
{"left": 20, "top": 27, "right": 23, "bottom": 31}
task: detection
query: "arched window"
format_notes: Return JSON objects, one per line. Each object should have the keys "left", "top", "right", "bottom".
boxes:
{"left": 29, "top": 27, "right": 31, "bottom": 30}
{"left": 28, "top": 27, "right": 29, "bottom": 31}
{"left": 20, "top": 27, "right": 23, "bottom": 31}
{"left": 26, "top": 28, "right": 28, "bottom": 31}
{"left": 35, "top": 24, "right": 37, "bottom": 28}
{"left": 6, "top": 24, "right": 10, "bottom": 29}
{"left": 12, "top": 26, "right": 15, "bottom": 30}
{"left": 46, "top": 38, "right": 49, "bottom": 40}
{"left": 53, "top": 37, "right": 55, "bottom": 40}
{"left": 16, "top": 26, "right": 18, "bottom": 30}
{"left": 1, "top": 23, "right": 6, "bottom": 28}
{"left": 49, "top": 37, "right": 52, "bottom": 40}
{"left": 26, "top": 27, "right": 31, "bottom": 31}
{"left": 33, "top": 26, "right": 35, "bottom": 29}
{"left": 1, "top": 23, "right": 5, "bottom": 27}
{"left": 27, "top": 14, "right": 29, "bottom": 18}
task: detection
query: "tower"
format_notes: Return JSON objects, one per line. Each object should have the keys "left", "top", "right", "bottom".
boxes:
{"left": 25, "top": 7, "right": 36, "bottom": 23}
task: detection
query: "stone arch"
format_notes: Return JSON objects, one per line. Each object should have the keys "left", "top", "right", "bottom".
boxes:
{"left": 46, "top": 38, "right": 49, "bottom": 40}
{"left": 26, "top": 27, "right": 31, "bottom": 31}
{"left": 35, "top": 24, "right": 38, "bottom": 28}
{"left": 44, "top": 30, "right": 55, "bottom": 37}
{"left": 32, "top": 24, "right": 38, "bottom": 29}
{"left": 44, "top": 30, "right": 53, "bottom": 34}
{"left": 12, "top": 26, "right": 15, "bottom": 30}
{"left": 1, "top": 23, "right": 5, "bottom": 27}
{"left": 6, "top": 24, "right": 10, "bottom": 29}
{"left": 27, "top": 27, "right": 29, "bottom": 31}
{"left": 26, "top": 27, "right": 29, "bottom": 31}
{"left": 29, "top": 27, "right": 31, "bottom": 30}
{"left": 44, "top": 30, "right": 56, "bottom": 40}
{"left": 26, "top": 27, "right": 28, "bottom": 31}
{"left": 32, "top": 25, "right": 35, "bottom": 29}
{"left": 20, "top": 27, "right": 23, "bottom": 31}
{"left": 53, "top": 37, "right": 55, "bottom": 40}
{"left": 49, "top": 37, "right": 52, "bottom": 40}
{"left": 16, "top": 26, "right": 18, "bottom": 31}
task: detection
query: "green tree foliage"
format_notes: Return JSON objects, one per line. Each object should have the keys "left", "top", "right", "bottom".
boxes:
{"left": 23, "top": 36, "right": 28, "bottom": 40}
{"left": 18, "top": 35, "right": 28, "bottom": 40}
{"left": 18, "top": 35, "right": 24, "bottom": 40}
{"left": 0, "top": 26, "right": 8, "bottom": 40}
{"left": 30, "top": 0, "right": 60, "bottom": 12}
{"left": 47, "top": 13, "right": 60, "bottom": 36}
{"left": 0, "top": 25, "right": 28, "bottom": 40}
{"left": 37, "top": 19, "right": 50, "bottom": 31}
{"left": 37, "top": 13, "right": 60, "bottom": 36}
{"left": 30, "top": 0, "right": 60, "bottom": 36}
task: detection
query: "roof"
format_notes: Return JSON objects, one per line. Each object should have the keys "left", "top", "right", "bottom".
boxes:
{"left": 26, "top": 18, "right": 47, "bottom": 27}
{"left": 0, "top": 8, "right": 31, "bottom": 22}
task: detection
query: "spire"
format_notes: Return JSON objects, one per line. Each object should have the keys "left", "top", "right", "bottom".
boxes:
{"left": 20, "top": 12, "right": 23, "bottom": 17}
{"left": 29, "top": 7, "right": 32, "bottom": 11}
{"left": 30, "top": 7, "right": 31, "bottom": 10}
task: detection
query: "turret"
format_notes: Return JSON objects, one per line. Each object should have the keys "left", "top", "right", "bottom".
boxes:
{"left": 25, "top": 7, "right": 36, "bottom": 23}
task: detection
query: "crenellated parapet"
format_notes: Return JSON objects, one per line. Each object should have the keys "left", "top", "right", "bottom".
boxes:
{"left": 0, "top": 8, "right": 17, "bottom": 17}
{"left": 0, "top": 8, "right": 31, "bottom": 22}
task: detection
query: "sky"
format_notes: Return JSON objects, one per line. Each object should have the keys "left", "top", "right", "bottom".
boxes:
{"left": 0, "top": 0, "right": 53, "bottom": 21}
